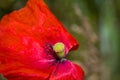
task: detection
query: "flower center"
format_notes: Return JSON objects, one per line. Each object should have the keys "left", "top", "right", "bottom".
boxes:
{"left": 53, "top": 42, "right": 65, "bottom": 59}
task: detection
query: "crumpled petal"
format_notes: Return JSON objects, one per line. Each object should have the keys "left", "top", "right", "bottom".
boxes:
{"left": 50, "top": 60, "right": 84, "bottom": 80}
{"left": 0, "top": 0, "right": 79, "bottom": 79}
{"left": 0, "top": 0, "right": 78, "bottom": 53}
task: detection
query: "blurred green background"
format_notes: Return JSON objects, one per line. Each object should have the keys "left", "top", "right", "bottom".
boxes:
{"left": 0, "top": 0, "right": 120, "bottom": 80}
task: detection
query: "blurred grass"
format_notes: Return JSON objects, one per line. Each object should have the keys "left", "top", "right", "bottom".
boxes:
{"left": 0, "top": 0, "right": 120, "bottom": 80}
{"left": 0, "top": 74, "right": 6, "bottom": 80}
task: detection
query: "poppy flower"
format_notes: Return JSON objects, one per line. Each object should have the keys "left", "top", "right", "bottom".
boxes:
{"left": 0, "top": 0, "right": 84, "bottom": 80}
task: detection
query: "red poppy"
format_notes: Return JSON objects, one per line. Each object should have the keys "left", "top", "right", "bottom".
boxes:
{"left": 0, "top": 0, "right": 84, "bottom": 80}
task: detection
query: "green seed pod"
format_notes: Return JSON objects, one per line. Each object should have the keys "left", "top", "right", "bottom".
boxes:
{"left": 53, "top": 42, "right": 65, "bottom": 58}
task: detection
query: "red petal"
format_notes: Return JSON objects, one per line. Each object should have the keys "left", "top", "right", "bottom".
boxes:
{"left": 0, "top": 0, "right": 78, "bottom": 53}
{"left": 0, "top": 56, "right": 57, "bottom": 80}
{"left": 50, "top": 60, "right": 84, "bottom": 80}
